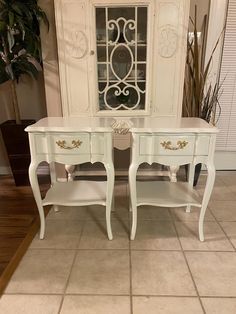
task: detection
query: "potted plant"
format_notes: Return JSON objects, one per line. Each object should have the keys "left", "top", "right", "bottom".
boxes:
{"left": 0, "top": 0, "right": 48, "bottom": 185}
{"left": 182, "top": 6, "right": 223, "bottom": 185}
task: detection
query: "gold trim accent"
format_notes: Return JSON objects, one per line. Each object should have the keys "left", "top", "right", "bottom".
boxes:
{"left": 56, "top": 140, "right": 83, "bottom": 150}
{"left": 160, "top": 140, "right": 188, "bottom": 150}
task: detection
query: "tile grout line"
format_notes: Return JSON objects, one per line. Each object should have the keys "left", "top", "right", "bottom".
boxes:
{"left": 172, "top": 219, "right": 206, "bottom": 314}
{"left": 5, "top": 177, "right": 236, "bottom": 310}
{"left": 129, "top": 239, "right": 133, "bottom": 314}
{"left": 207, "top": 210, "right": 236, "bottom": 252}
{"left": 216, "top": 175, "right": 236, "bottom": 195}
{"left": 57, "top": 220, "right": 86, "bottom": 314}
{"left": 4, "top": 292, "right": 236, "bottom": 298}
{"left": 127, "top": 181, "right": 134, "bottom": 314}
{"left": 195, "top": 183, "right": 236, "bottom": 252}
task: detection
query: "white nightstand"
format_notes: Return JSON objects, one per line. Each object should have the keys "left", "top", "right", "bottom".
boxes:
{"left": 128, "top": 117, "right": 218, "bottom": 241}
{"left": 25, "top": 117, "right": 115, "bottom": 240}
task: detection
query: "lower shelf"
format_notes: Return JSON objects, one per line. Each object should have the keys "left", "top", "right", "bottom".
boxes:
{"left": 42, "top": 180, "right": 107, "bottom": 207}
{"left": 136, "top": 181, "right": 201, "bottom": 208}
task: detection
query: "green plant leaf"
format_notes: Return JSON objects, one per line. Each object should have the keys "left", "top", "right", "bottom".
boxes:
{"left": 0, "top": 20, "right": 6, "bottom": 32}
{"left": 8, "top": 11, "right": 14, "bottom": 28}
{"left": 7, "top": 29, "right": 14, "bottom": 52}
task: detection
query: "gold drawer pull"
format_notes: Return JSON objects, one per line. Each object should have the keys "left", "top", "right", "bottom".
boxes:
{"left": 161, "top": 140, "right": 188, "bottom": 150}
{"left": 56, "top": 140, "right": 83, "bottom": 150}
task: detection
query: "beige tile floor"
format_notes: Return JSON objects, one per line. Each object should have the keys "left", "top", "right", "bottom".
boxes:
{"left": 1, "top": 172, "right": 236, "bottom": 314}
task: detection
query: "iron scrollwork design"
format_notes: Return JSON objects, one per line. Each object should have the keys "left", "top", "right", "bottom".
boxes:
{"left": 97, "top": 7, "right": 147, "bottom": 111}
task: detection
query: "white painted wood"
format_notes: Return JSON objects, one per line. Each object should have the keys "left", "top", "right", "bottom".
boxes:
{"left": 25, "top": 117, "right": 114, "bottom": 132}
{"left": 26, "top": 117, "right": 115, "bottom": 240}
{"left": 54, "top": 0, "right": 91, "bottom": 117}
{"left": 29, "top": 161, "right": 45, "bottom": 240}
{"left": 54, "top": 0, "right": 190, "bottom": 117}
{"left": 129, "top": 160, "right": 139, "bottom": 240}
{"left": 129, "top": 117, "right": 218, "bottom": 133}
{"left": 198, "top": 134, "right": 216, "bottom": 242}
{"left": 136, "top": 181, "right": 200, "bottom": 207}
{"left": 152, "top": 0, "right": 190, "bottom": 118}
{"left": 26, "top": 117, "right": 218, "bottom": 134}
{"left": 139, "top": 135, "right": 195, "bottom": 156}
{"left": 26, "top": 116, "right": 217, "bottom": 241}
{"left": 128, "top": 117, "right": 218, "bottom": 241}
{"left": 43, "top": 181, "right": 107, "bottom": 206}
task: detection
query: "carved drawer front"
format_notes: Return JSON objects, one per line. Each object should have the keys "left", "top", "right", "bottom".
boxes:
{"left": 139, "top": 135, "right": 195, "bottom": 156}
{"left": 51, "top": 133, "right": 90, "bottom": 155}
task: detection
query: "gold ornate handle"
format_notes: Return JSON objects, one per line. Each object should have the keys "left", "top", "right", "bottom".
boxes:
{"left": 56, "top": 140, "right": 83, "bottom": 150}
{"left": 161, "top": 140, "right": 188, "bottom": 151}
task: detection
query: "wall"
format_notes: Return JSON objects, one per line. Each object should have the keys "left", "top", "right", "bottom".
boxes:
{"left": 189, "top": 0, "right": 210, "bottom": 28}
{"left": 0, "top": 0, "right": 61, "bottom": 175}
{"left": 0, "top": 75, "right": 47, "bottom": 174}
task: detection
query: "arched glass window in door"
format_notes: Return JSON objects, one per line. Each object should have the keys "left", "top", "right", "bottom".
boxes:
{"left": 95, "top": 6, "right": 148, "bottom": 112}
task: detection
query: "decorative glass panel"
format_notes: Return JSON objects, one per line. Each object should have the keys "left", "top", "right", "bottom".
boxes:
{"left": 95, "top": 6, "right": 148, "bottom": 111}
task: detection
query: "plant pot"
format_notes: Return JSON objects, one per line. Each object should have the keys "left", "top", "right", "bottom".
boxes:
{"left": 0, "top": 120, "right": 35, "bottom": 186}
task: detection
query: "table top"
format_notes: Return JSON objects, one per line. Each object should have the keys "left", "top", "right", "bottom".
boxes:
{"left": 25, "top": 117, "right": 218, "bottom": 134}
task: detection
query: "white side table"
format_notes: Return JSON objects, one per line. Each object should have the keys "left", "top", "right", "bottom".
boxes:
{"left": 128, "top": 117, "right": 218, "bottom": 241}
{"left": 25, "top": 117, "right": 115, "bottom": 240}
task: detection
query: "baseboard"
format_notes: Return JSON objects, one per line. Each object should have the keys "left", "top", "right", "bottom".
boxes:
{"left": 0, "top": 165, "right": 50, "bottom": 176}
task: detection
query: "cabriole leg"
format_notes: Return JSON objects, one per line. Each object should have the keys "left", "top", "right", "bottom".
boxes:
{"left": 104, "top": 163, "right": 115, "bottom": 240}
{"left": 199, "top": 163, "right": 215, "bottom": 241}
{"left": 129, "top": 163, "right": 138, "bottom": 240}
{"left": 29, "top": 163, "right": 45, "bottom": 239}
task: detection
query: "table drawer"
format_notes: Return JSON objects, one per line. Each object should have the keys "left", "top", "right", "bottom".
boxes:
{"left": 139, "top": 135, "right": 195, "bottom": 156}
{"left": 51, "top": 133, "right": 90, "bottom": 155}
